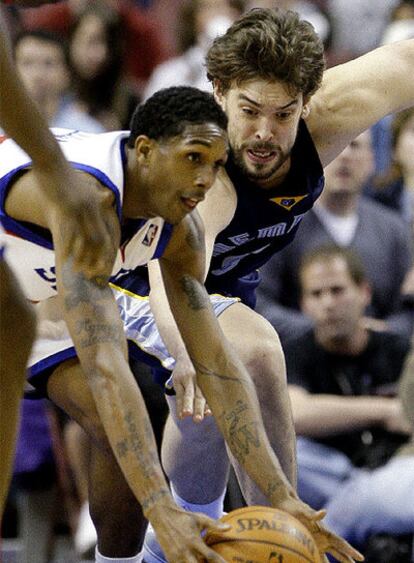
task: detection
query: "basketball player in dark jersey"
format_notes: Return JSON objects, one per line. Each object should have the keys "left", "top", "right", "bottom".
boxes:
{"left": 137, "top": 7, "right": 414, "bottom": 563}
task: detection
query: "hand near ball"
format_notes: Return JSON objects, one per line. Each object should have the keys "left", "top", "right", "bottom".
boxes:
{"left": 278, "top": 497, "right": 364, "bottom": 563}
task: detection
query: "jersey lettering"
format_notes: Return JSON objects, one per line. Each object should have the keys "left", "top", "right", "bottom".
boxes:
{"left": 35, "top": 267, "right": 57, "bottom": 290}
{"left": 258, "top": 223, "right": 287, "bottom": 238}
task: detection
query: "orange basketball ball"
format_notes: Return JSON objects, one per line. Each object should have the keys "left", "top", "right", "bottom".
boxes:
{"left": 205, "top": 506, "right": 321, "bottom": 563}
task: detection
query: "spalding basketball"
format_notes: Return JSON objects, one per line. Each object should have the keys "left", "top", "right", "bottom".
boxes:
{"left": 205, "top": 506, "right": 321, "bottom": 562}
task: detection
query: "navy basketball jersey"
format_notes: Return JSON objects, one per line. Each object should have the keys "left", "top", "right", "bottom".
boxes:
{"left": 205, "top": 120, "right": 324, "bottom": 307}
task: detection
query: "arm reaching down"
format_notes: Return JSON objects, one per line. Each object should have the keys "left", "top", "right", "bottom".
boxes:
{"left": 158, "top": 212, "right": 363, "bottom": 563}
{"left": 148, "top": 171, "right": 237, "bottom": 419}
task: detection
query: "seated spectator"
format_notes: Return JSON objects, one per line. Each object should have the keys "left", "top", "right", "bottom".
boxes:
{"left": 366, "top": 107, "right": 414, "bottom": 229}
{"left": 67, "top": 1, "right": 140, "bottom": 130}
{"left": 13, "top": 29, "right": 104, "bottom": 132}
{"left": 285, "top": 244, "right": 414, "bottom": 560}
{"left": 19, "top": 0, "right": 167, "bottom": 94}
{"left": 256, "top": 130, "right": 414, "bottom": 343}
{"left": 143, "top": 0, "right": 244, "bottom": 98}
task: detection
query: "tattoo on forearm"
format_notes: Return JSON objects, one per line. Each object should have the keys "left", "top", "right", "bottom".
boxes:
{"left": 114, "top": 412, "right": 159, "bottom": 479}
{"left": 180, "top": 275, "right": 209, "bottom": 310}
{"left": 191, "top": 357, "right": 245, "bottom": 383}
{"left": 141, "top": 489, "right": 170, "bottom": 513}
{"left": 219, "top": 400, "right": 260, "bottom": 464}
{"left": 62, "top": 260, "right": 109, "bottom": 311}
{"left": 266, "top": 481, "right": 288, "bottom": 502}
{"left": 75, "top": 318, "right": 122, "bottom": 347}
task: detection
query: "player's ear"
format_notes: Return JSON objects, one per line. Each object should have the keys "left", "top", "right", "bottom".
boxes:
{"left": 301, "top": 97, "right": 311, "bottom": 119}
{"left": 213, "top": 79, "right": 225, "bottom": 109}
{"left": 135, "top": 135, "right": 154, "bottom": 162}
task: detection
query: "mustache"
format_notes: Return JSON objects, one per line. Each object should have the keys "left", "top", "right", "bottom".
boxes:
{"left": 242, "top": 141, "right": 279, "bottom": 152}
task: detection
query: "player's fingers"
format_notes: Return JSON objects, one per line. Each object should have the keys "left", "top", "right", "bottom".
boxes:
{"left": 197, "top": 544, "right": 227, "bottom": 562}
{"left": 193, "top": 386, "right": 207, "bottom": 422}
{"left": 181, "top": 381, "right": 195, "bottom": 418}
{"left": 174, "top": 382, "right": 186, "bottom": 418}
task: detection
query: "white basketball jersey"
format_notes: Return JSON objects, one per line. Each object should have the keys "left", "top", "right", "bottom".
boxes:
{"left": 0, "top": 129, "right": 173, "bottom": 301}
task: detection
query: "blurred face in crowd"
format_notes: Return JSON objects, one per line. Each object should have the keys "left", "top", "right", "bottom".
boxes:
{"left": 394, "top": 111, "right": 414, "bottom": 179}
{"left": 15, "top": 36, "right": 69, "bottom": 105}
{"left": 323, "top": 130, "right": 375, "bottom": 198}
{"left": 70, "top": 13, "right": 109, "bottom": 79}
{"left": 196, "top": 0, "right": 239, "bottom": 47}
{"left": 215, "top": 78, "right": 308, "bottom": 188}
{"left": 300, "top": 256, "right": 370, "bottom": 345}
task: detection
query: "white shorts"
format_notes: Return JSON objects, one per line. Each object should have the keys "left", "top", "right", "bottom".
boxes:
{"left": 27, "top": 285, "right": 239, "bottom": 395}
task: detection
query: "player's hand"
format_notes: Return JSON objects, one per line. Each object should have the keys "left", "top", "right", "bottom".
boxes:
{"left": 149, "top": 503, "right": 229, "bottom": 562}
{"left": 168, "top": 356, "right": 212, "bottom": 422}
{"left": 278, "top": 497, "right": 364, "bottom": 563}
{"left": 57, "top": 193, "right": 115, "bottom": 279}
{"left": 41, "top": 167, "right": 116, "bottom": 279}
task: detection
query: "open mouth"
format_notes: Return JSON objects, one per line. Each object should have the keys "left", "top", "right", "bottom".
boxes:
{"left": 181, "top": 197, "right": 200, "bottom": 210}
{"left": 247, "top": 149, "right": 277, "bottom": 164}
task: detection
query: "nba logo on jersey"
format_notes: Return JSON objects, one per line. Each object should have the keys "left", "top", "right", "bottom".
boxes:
{"left": 142, "top": 224, "right": 158, "bottom": 246}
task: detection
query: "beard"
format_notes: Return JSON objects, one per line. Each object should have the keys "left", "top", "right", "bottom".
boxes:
{"left": 231, "top": 142, "right": 289, "bottom": 183}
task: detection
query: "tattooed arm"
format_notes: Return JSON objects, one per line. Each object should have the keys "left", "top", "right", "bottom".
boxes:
{"left": 159, "top": 212, "right": 294, "bottom": 500}
{"left": 159, "top": 213, "right": 364, "bottom": 563}
{"left": 4, "top": 171, "right": 228, "bottom": 563}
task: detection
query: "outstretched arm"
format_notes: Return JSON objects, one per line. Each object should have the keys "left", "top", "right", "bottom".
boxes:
{"left": 0, "top": 24, "right": 111, "bottom": 276}
{"left": 4, "top": 172, "right": 227, "bottom": 563}
{"left": 308, "top": 39, "right": 414, "bottom": 167}
{"left": 148, "top": 173, "right": 236, "bottom": 419}
{"left": 159, "top": 213, "right": 363, "bottom": 563}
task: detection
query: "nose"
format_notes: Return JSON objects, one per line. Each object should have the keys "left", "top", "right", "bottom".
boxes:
{"left": 194, "top": 166, "right": 216, "bottom": 192}
{"left": 255, "top": 117, "right": 274, "bottom": 142}
{"left": 319, "top": 290, "right": 336, "bottom": 310}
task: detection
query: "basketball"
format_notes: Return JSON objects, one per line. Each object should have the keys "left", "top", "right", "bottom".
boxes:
{"left": 205, "top": 506, "right": 321, "bottom": 563}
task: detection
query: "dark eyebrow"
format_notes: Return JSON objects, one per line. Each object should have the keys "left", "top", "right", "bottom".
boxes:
{"left": 184, "top": 138, "right": 214, "bottom": 147}
{"left": 238, "top": 94, "right": 298, "bottom": 111}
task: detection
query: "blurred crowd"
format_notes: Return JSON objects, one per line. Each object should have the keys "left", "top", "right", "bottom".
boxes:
{"left": 1, "top": 1, "right": 414, "bottom": 561}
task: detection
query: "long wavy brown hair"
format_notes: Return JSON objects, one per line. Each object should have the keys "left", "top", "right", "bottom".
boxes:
{"left": 206, "top": 7, "right": 325, "bottom": 97}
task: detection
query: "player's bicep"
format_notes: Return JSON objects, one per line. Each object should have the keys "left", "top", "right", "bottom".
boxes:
{"left": 309, "top": 41, "right": 414, "bottom": 166}
{"left": 197, "top": 171, "right": 237, "bottom": 274}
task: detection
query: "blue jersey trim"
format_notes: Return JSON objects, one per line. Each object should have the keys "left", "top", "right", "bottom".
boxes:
{"left": 153, "top": 223, "right": 174, "bottom": 259}
{"left": 0, "top": 161, "right": 122, "bottom": 247}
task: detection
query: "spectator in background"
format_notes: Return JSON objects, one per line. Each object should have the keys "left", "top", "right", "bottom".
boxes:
{"left": 19, "top": 0, "right": 167, "bottom": 94}
{"left": 13, "top": 29, "right": 104, "bottom": 132}
{"left": 256, "top": 130, "right": 414, "bottom": 343}
{"left": 67, "top": 1, "right": 139, "bottom": 130}
{"left": 245, "top": 0, "right": 332, "bottom": 53}
{"left": 143, "top": 0, "right": 245, "bottom": 99}
{"left": 326, "top": 0, "right": 400, "bottom": 62}
{"left": 366, "top": 107, "right": 414, "bottom": 228}
{"left": 285, "top": 244, "right": 414, "bottom": 562}
{"left": 370, "top": 5, "right": 414, "bottom": 174}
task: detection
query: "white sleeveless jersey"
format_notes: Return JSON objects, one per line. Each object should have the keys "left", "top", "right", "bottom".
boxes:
{"left": 0, "top": 129, "right": 173, "bottom": 301}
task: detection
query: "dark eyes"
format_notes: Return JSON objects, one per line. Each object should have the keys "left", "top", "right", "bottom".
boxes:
{"left": 242, "top": 108, "right": 257, "bottom": 116}
{"left": 187, "top": 152, "right": 201, "bottom": 163}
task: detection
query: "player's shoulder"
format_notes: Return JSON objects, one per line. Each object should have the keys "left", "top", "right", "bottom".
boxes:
{"left": 198, "top": 168, "right": 236, "bottom": 232}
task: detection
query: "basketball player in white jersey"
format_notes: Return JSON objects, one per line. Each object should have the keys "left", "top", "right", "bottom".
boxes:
{"left": 0, "top": 84, "right": 335, "bottom": 563}
{"left": 0, "top": 15, "right": 113, "bottom": 513}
